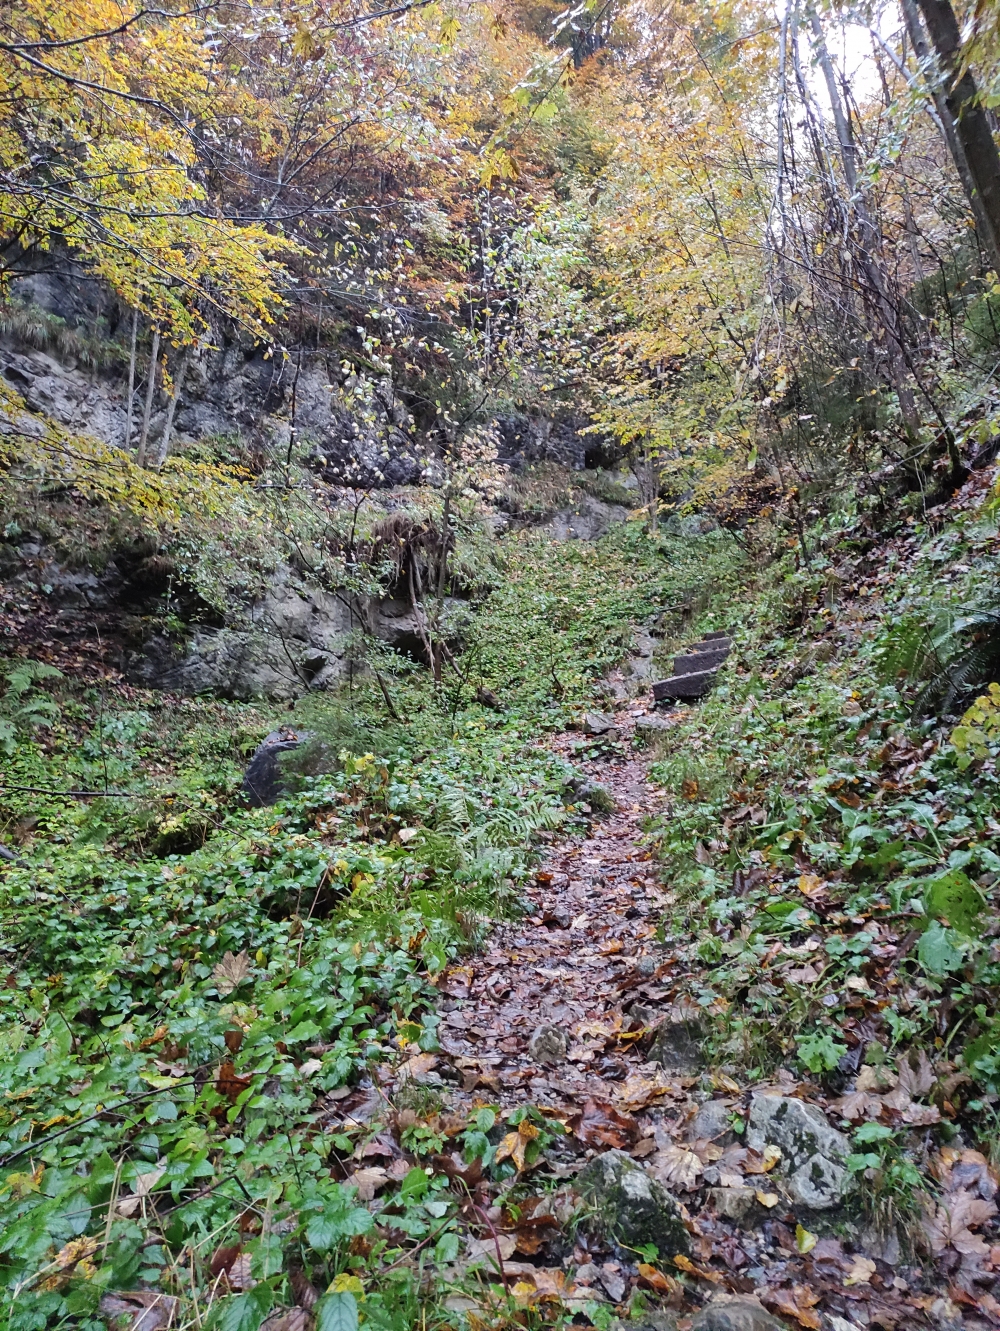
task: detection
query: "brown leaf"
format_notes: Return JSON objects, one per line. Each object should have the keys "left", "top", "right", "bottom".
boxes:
{"left": 397, "top": 1052, "right": 438, "bottom": 1083}
{"left": 99, "top": 1292, "right": 179, "bottom": 1331}
{"left": 216, "top": 1060, "right": 252, "bottom": 1103}
{"left": 897, "top": 1048, "right": 935, "bottom": 1099}
{"left": 212, "top": 949, "right": 252, "bottom": 995}
{"left": 922, "top": 1189, "right": 998, "bottom": 1257}
{"left": 844, "top": 1254, "right": 876, "bottom": 1286}
{"left": 570, "top": 1098, "right": 639, "bottom": 1149}
{"left": 672, "top": 1253, "right": 722, "bottom": 1283}
{"left": 614, "top": 1073, "right": 671, "bottom": 1111}
{"left": 224, "top": 1028, "right": 245, "bottom": 1054}
{"left": 346, "top": 1167, "right": 389, "bottom": 1200}
{"left": 494, "top": 1119, "right": 540, "bottom": 1172}
{"left": 210, "top": 1244, "right": 242, "bottom": 1277}
{"left": 637, "top": 1262, "right": 679, "bottom": 1294}
{"left": 650, "top": 1144, "right": 703, "bottom": 1191}
{"left": 763, "top": 1284, "right": 821, "bottom": 1329}
{"left": 744, "top": 1144, "right": 781, "bottom": 1174}
{"left": 830, "top": 1090, "right": 880, "bottom": 1121}
{"left": 227, "top": 1253, "right": 255, "bottom": 1291}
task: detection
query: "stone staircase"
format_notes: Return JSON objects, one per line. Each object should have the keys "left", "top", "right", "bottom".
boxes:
{"left": 651, "top": 631, "right": 731, "bottom": 703}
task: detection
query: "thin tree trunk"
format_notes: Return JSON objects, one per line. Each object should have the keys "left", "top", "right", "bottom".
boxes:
{"left": 809, "top": 10, "right": 922, "bottom": 441}
{"left": 136, "top": 327, "right": 161, "bottom": 469}
{"left": 907, "top": 0, "right": 1000, "bottom": 276}
{"left": 151, "top": 349, "right": 189, "bottom": 470}
{"left": 124, "top": 309, "right": 138, "bottom": 452}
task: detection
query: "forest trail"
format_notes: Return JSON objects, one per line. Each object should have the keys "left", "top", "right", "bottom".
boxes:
{"left": 435, "top": 714, "right": 678, "bottom": 1115}
{"left": 403, "top": 713, "right": 969, "bottom": 1330}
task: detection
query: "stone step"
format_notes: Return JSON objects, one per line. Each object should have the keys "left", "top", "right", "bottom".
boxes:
{"left": 670, "top": 649, "right": 729, "bottom": 675}
{"left": 702, "top": 630, "right": 729, "bottom": 640}
{"left": 690, "top": 636, "right": 731, "bottom": 654}
{"left": 652, "top": 668, "right": 718, "bottom": 701}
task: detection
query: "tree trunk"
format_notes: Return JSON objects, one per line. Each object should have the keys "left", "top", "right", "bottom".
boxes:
{"left": 136, "top": 327, "right": 161, "bottom": 469}
{"left": 911, "top": 0, "right": 1000, "bottom": 275}
{"left": 150, "top": 349, "right": 189, "bottom": 470}
{"left": 809, "top": 10, "right": 922, "bottom": 441}
{"left": 124, "top": 310, "right": 138, "bottom": 452}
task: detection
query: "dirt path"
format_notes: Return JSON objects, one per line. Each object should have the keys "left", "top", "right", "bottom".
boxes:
{"left": 403, "top": 715, "right": 974, "bottom": 1329}
{"left": 436, "top": 721, "right": 680, "bottom": 1111}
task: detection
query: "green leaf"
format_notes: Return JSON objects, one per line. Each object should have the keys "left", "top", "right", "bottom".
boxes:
{"left": 316, "top": 1292, "right": 359, "bottom": 1331}
{"left": 917, "top": 920, "right": 965, "bottom": 976}
{"left": 797, "top": 1030, "right": 846, "bottom": 1073}
{"left": 210, "top": 1287, "right": 273, "bottom": 1331}
{"left": 923, "top": 868, "right": 985, "bottom": 938}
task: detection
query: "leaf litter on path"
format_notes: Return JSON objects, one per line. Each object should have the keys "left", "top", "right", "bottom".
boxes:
{"left": 378, "top": 717, "right": 969, "bottom": 1328}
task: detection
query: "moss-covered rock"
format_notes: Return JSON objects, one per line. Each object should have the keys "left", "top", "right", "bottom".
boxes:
{"left": 576, "top": 1149, "right": 690, "bottom": 1257}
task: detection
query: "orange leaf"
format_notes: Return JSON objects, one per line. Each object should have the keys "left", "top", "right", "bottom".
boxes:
{"left": 637, "top": 1263, "right": 678, "bottom": 1294}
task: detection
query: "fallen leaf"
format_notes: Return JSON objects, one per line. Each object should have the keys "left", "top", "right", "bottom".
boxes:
{"left": 614, "top": 1073, "right": 670, "bottom": 1110}
{"left": 346, "top": 1167, "right": 389, "bottom": 1200}
{"left": 99, "top": 1293, "right": 179, "bottom": 1331}
{"left": 637, "top": 1262, "right": 678, "bottom": 1294}
{"left": 897, "top": 1048, "right": 935, "bottom": 1098}
{"left": 651, "top": 1144, "right": 703, "bottom": 1190}
{"left": 673, "top": 1253, "right": 722, "bottom": 1283}
{"left": 494, "top": 1119, "right": 540, "bottom": 1172}
{"left": 212, "top": 950, "right": 252, "bottom": 995}
{"left": 570, "top": 1098, "right": 639, "bottom": 1149}
{"left": 744, "top": 1144, "right": 781, "bottom": 1174}
{"left": 216, "top": 1060, "right": 252, "bottom": 1104}
{"left": 844, "top": 1254, "right": 876, "bottom": 1286}
{"left": 54, "top": 1237, "right": 98, "bottom": 1270}
{"left": 763, "top": 1284, "right": 821, "bottom": 1329}
{"left": 468, "top": 1233, "right": 517, "bottom": 1263}
{"left": 755, "top": 1190, "right": 780, "bottom": 1208}
{"left": 227, "top": 1253, "right": 255, "bottom": 1290}
{"left": 922, "top": 1190, "right": 997, "bottom": 1257}
{"left": 397, "top": 1052, "right": 438, "bottom": 1082}
{"left": 798, "top": 873, "right": 826, "bottom": 898}
{"left": 796, "top": 1224, "right": 818, "bottom": 1255}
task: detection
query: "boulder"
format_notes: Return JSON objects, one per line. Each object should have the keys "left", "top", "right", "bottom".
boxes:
{"left": 242, "top": 727, "right": 314, "bottom": 806}
{"left": 690, "top": 1296, "right": 786, "bottom": 1331}
{"left": 746, "top": 1094, "right": 851, "bottom": 1210}
{"left": 576, "top": 1150, "right": 690, "bottom": 1257}
{"left": 648, "top": 1018, "right": 704, "bottom": 1074}
{"left": 634, "top": 715, "right": 673, "bottom": 741}
{"left": 528, "top": 1025, "right": 568, "bottom": 1063}
{"left": 580, "top": 711, "right": 617, "bottom": 735}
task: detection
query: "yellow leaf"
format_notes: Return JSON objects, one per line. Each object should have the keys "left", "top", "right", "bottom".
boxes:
{"left": 755, "top": 1190, "right": 780, "bottom": 1208}
{"left": 796, "top": 1223, "right": 818, "bottom": 1254}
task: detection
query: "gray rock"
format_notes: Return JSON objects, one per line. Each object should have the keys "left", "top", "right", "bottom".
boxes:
{"left": 528, "top": 1025, "right": 568, "bottom": 1063}
{"left": 690, "top": 1296, "right": 785, "bottom": 1331}
{"left": 704, "top": 1187, "right": 759, "bottom": 1224}
{"left": 242, "top": 727, "right": 315, "bottom": 806}
{"left": 687, "top": 1099, "right": 736, "bottom": 1145}
{"left": 633, "top": 715, "right": 673, "bottom": 741}
{"left": 545, "top": 496, "right": 629, "bottom": 541}
{"left": 576, "top": 1150, "right": 690, "bottom": 1257}
{"left": 746, "top": 1094, "right": 851, "bottom": 1210}
{"left": 580, "top": 711, "right": 617, "bottom": 735}
{"left": 648, "top": 1018, "right": 704, "bottom": 1074}
{"left": 573, "top": 780, "right": 616, "bottom": 813}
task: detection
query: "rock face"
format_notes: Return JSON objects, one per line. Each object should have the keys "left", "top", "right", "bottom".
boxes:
{"left": 746, "top": 1094, "right": 851, "bottom": 1210}
{"left": 690, "top": 1296, "right": 786, "bottom": 1331}
{"left": 576, "top": 1150, "right": 690, "bottom": 1257}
